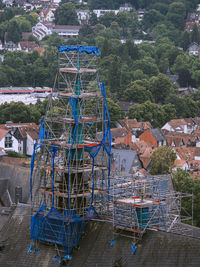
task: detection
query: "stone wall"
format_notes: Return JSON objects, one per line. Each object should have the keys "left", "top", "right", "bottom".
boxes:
{"left": 0, "top": 162, "right": 30, "bottom": 204}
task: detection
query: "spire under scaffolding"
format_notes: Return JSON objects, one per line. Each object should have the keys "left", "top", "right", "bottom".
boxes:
{"left": 30, "top": 45, "right": 111, "bottom": 256}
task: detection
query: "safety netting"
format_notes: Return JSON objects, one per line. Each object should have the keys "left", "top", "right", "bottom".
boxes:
{"left": 58, "top": 45, "right": 101, "bottom": 55}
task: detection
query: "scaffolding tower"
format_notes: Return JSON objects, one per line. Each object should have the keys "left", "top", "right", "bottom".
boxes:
{"left": 30, "top": 46, "right": 111, "bottom": 256}
{"left": 108, "top": 172, "right": 193, "bottom": 244}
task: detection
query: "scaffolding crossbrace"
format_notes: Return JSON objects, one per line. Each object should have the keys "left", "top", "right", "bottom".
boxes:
{"left": 30, "top": 45, "right": 111, "bottom": 257}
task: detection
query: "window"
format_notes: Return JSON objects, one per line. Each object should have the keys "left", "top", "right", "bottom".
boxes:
{"left": 5, "top": 136, "right": 13, "bottom": 148}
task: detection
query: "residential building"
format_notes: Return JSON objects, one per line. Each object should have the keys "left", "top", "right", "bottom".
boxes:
{"left": 186, "top": 13, "right": 200, "bottom": 23}
{"left": 173, "top": 159, "right": 189, "bottom": 171}
{"left": 137, "top": 9, "right": 146, "bottom": 21}
{"left": 3, "top": 41, "right": 20, "bottom": 51}
{"left": 162, "top": 118, "right": 197, "bottom": 134}
{"left": 0, "top": 122, "right": 39, "bottom": 156}
{"left": 163, "top": 131, "right": 199, "bottom": 147}
{"left": 119, "top": 3, "right": 133, "bottom": 12}
{"left": 111, "top": 127, "right": 132, "bottom": 146}
{"left": 185, "top": 22, "right": 196, "bottom": 32}
{"left": 19, "top": 41, "right": 39, "bottom": 52}
{"left": 117, "top": 118, "right": 152, "bottom": 142}
{"left": 139, "top": 128, "right": 167, "bottom": 148}
{"left": 93, "top": 9, "right": 119, "bottom": 18}
{"left": 77, "top": 10, "right": 90, "bottom": 24}
{"left": 52, "top": 25, "right": 80, "bottom": 40}
{"left": 39, "top": 7, "right": 56, "bottom": 22}
{"left": 189, "top": 42, "right": 200, "bottom": 56}
{"left": 32, "top": 22, "right": 52, "bottom": 41}
{"left": 0, "top": 129, "right": 18, "bottom": 152}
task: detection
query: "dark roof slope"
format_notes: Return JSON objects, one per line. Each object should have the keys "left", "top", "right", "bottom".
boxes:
{"left": 149, "top": 128, "right": 166, "bottom": 142}
{"left": 2, "top": 205, "right": 200, "bottom": 266}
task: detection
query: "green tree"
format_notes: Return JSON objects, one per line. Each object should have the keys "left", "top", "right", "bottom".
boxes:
{"left": 128, "top": 101, "right": 163, "bottom": 127}
{"left": 88, "top": 12, "right": 98, "bottom": 26}
{"left": 166, "top": 2, "right": 186, "bottom": 30}
{"left": 107, "top": 98, "right": 121, "bottom": 123}
{"left": 149, "top": 74, "right": 174, "bottom": 104}
{"left": 142, "top": 9, "right": 165, "bottom": 30}
{"left": 7, "top": 20, "right": 21, "bottom": 43}
{"left": 150, "top": 146, "right": 176, "bottom": 175}
{"left": 99, "top": 11, "right": 116, "bottom": 27}
{"left": 171, "top": 53, "right": 190, "bottom": 74}
{"left": 124, "top": 82, "right": 152, "bottom": 103}
{"left": 191, "top": 23, "right": 200, "bottom": 44}
{"left": 181, "top": 30, "right": 190, "bottom": 51}
{"left": 54, "top": 2, "right": 79, "bottom": 25}
{"left": 173, "top": 169, "right": 200, "bottom": 227}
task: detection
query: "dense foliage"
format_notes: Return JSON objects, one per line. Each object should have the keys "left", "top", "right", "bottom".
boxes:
{"left": 173, "top": 169, "right": 200, "bottom": 227}
{"left": 0, "top": 1, "right": 200, "bottom": 126}
{"left": 150, "top": 146, "right": 176, "bottom": 175}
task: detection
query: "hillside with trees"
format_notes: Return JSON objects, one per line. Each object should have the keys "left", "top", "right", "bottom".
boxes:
{"left": 0, "top": 0, "right": 200, "bottom": 126}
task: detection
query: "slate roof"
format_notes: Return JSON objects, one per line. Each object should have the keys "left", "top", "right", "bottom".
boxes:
{"left": 149, "top": 128, "right": 166, "bottom": 142}
{"left": 2, "top": 205, "right": 200, "bottom": 266}
{"left": 111, "top": 148, "right": 141, "bottom": 173}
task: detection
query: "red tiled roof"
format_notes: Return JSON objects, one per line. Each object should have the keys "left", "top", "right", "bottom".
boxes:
{"left": 0, "top": 129, "right": 9, "bottom": 141}
{"left": 174, "top": 159, "right": 187, "bottom": 167}
{"left": 111, "top": 127, "right": 128, "bottom": 138}
{"left": 119, "top": 118, "right": 152, "bottom": 132}
{"left": 53, "top": 25, "right": 80, "bottom": 30}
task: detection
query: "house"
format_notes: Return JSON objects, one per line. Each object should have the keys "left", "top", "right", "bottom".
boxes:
{"left": 139, "top": 128, "right": 167, "bottom": 148}
{"left": 162, "top": 118, "right": 196, "bottom": 134}
{"left": 51, "top": 25, "right": 81, "bottom": 40}
{"left": 189, "top": 42, "right": 200, "bottom": 56}
{"left": 173, "top": 159, "right": 189, "bottom": 171}
{"left": 119, "top": 3, "right": 133, "bottom": 12}
{"left": 131, "top": 140, "right": 153, "bottom": 154}
{"left": 3, "top": 41, "right": 20, "bottom": 51}
{"left": 178, "top": 87, "right": 197, "bottom": 96}
{"left": 39, "top": 7, "right": 56, "bottom": 22}
{"left": 13, "top": 124, "right": 39, "bottom": 156}
{"left": 185, "top": 22, "right": 196, "bottom": 32}
{"left": 111, "top": 127, "right": 132, "bottom": 146}
{"left": 137, "top": 9, "right": 146, "bottom": 21}
{"left": 163, "top": 131, "right": 199, "bottom": 147}
{"left": 19, "top": 41, "right": 39, "bottom": 52}
{"left": 0, "top": 122, "right": 39, "bottom": 156}
{"left": 93, "top": 9, "right": 119, "bottom": 18}
{"left": 186, "top": 13, "right": 200, "bottom": 23}
{"left": 77, "top": 10, "right": 90, "bottom": 24}
{"left": 117, "top": 118, "right": 152, "bottom": 142}
{"left": 139, "top": 147, "right": 154, "bottom": 171}
{"left": 32, "top": 22, "right": 52, "bottom": 40}
{"left": 0, "top": 128, "right": 18, "bottom": 152}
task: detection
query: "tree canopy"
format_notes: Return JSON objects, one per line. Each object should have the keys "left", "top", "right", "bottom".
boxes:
{"left": 150, "top": 146, "right": 177, "bottom": 175}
